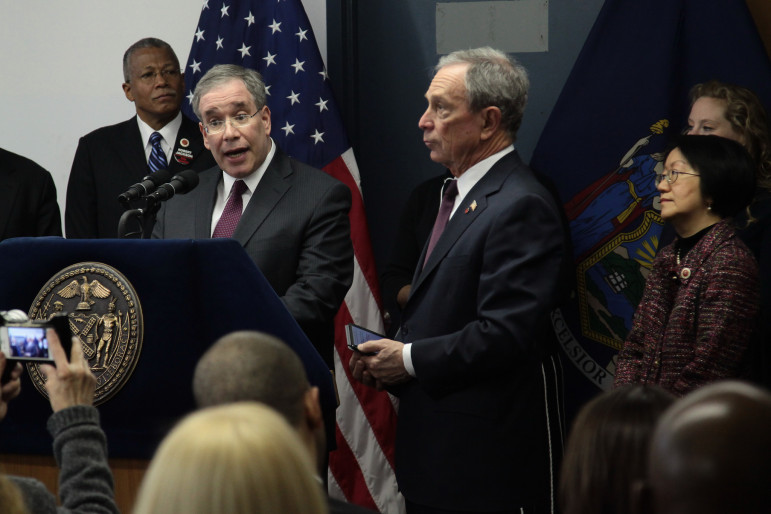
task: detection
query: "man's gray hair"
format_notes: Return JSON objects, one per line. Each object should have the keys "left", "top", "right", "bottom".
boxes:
{"left": 437, "top": 47, "right": 529, "bottom": 141}
{"left": 123, "top": 38, "right": 178, "bottom": 83}
{"left": 192, "top": 64, "right": 267, "bottom": 121}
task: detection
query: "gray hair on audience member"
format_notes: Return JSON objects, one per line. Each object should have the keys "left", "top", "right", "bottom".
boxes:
{"left": 437, "top": 47, "right": 529, "bottom": 141}
{"left": 192, "top": 64, "right": 267, "bottom": 121}
{"left": 122, "top": 38, "right": 178, "bottom": 83}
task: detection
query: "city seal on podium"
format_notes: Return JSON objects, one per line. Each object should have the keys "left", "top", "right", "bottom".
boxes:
{"left": 26, "top": 262, "right": 143, "bottom": 405}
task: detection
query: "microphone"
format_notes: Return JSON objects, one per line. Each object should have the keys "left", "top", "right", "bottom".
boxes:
{"left": 146, "top": 170, "right": 200, "bottom": 202}
{"left": 118, "top": 169, "right": 173, "bottom": 205}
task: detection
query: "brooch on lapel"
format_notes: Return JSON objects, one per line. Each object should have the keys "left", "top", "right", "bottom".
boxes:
{"left": 174, "top": 142, "right": 194, "bottom": 165}
{"left": 464, "top": 200, "right": 478, "bottom": 214}
{"left": 679, "top": 268, "right": 691, "bottom": 280}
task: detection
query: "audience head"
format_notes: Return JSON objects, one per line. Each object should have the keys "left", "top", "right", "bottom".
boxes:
{"left": 646, "top": 381, "right": 771, "bottom": 514}
{"left": 0, "top": 476, "right": 28, "bottom": 514}
{"left": 560, "top": 384, "right": 674, "bottom": 514}
{"left": 133, "top": 402, "right": 328, "bottom": 514}
{"left": 193, "top": 331, "right": 324, "bottom": 468}
{"left": 658, "top": 135, "right": 756, "bottom": 233}
{"left": 420, "top": 47, "right": 528, "bottom": 176}
{"left": 688, "top": 80, "right": 771, "bottom": 189}
{"left": 121, "top": 38, "right": 183, "bottom": 129}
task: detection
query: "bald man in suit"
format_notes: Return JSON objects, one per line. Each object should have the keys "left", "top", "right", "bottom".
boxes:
{"left": 65, "top": 37, "right": 215, "bottom": 239}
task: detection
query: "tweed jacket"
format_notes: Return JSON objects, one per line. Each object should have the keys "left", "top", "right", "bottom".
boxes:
{"left": 615, "top": 220, "right": 759, "bottom": 396}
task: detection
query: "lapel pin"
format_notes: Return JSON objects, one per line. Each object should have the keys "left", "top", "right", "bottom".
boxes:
{"left": 180, "top": 138, "right": 190, "bottom": 148}
{"left": 470, "top": 200, "right": 477, "bottom": 212}
{"left": 680, "top": 267, "right": 691, "bottom": 280}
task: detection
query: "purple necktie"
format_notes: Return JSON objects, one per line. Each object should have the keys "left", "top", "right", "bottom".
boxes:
{"left": 148, "top": 132, "right": 168, "bottom": 173}
{"left": 212, "top": 180, "right": 248, "bottom": 238}
{"left": 424, "top": 179, "right": 459, "bottom": 265}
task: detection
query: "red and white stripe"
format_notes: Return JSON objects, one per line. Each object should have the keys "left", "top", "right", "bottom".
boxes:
{"left": 324, "top": 149, "right": 405, "bottom": 513}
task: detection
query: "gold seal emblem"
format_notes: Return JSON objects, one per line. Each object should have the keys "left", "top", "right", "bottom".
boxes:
{"left": 26, "top": 262, "right": 143, "bottom": 405}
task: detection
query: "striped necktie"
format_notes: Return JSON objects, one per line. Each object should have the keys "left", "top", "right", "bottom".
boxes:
{"left": 148, "top": 132, "right": 168, "bottom": 173}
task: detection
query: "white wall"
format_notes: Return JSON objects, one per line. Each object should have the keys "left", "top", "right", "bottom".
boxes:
{"left": 0, "top": 0, "right": 326, "bottom": 223}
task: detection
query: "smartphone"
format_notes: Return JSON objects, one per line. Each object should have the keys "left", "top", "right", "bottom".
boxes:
{"left": 0, "top": 314, "right": 72, "bottom": 383}
{"left": 345, "top": 323, "right": 384, "bottom": 355}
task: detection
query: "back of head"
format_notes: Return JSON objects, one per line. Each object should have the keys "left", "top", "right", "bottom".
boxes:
{"left": 0, "top": 476, "right": 29, "bottom": 514}
{"left": 133, "top": 402, "right": 328, "bottom": 514}
{"left": 560, "top": 384, "right": 674, "bottom": 514}
{"left": 193, "top": 331, "right": 308, "bottom": 428}
{"left": 666, "top": 134, "right": 756, "bottom": 218}
{"left": 690, "top": 80, "right": 771, "bottom": 188}
{"left": 648, "top": 381, "right": 771, "bottom": 514}
{"left": 122, "top": 37, "right": 178, "bottom": 83}
{"left": 436, "top": 47, "right": 529, "bottom": 141}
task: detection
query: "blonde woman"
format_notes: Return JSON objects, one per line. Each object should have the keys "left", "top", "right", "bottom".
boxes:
{"left": 133, "top": 402, "right": 328, "bottom": 514}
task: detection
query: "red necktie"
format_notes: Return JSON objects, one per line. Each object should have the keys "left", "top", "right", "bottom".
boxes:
{"left": 424, "top": 179, "right": 458, "bottom": 265}
{"left": 212, "top": 180, "right": 248, "bottom": 238}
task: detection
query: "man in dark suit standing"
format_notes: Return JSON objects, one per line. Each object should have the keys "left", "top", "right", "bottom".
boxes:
{"left": 350, "top": 48, "right": 566, "bottom": 513}
{"left": 152, "top": 65, "right": 353, "bottom": 366}
{"left": 0, "top": 148, "right": 62, "bottom": 242}
{"left": 65, "top": 38, "right": 216, "bottom": 239}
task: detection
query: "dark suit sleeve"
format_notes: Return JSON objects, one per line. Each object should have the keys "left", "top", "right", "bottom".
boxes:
{"left": 281, "top": 180, "right": 353, "bottom": 332}
{"left": 36, "top": 169, "right": 63, "bottom": 237}
{"left": 411, "top": 192, "right": 564, "bottom": 396}
{"left": 65, "top": 137, "right": 99, "bottom": 238}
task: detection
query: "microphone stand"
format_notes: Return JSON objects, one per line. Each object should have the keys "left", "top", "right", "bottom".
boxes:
{"left": 117, "top": 197, "right": 162, "bottom": 239}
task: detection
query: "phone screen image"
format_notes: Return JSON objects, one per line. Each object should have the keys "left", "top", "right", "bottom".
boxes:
{"left": 346, "top": 324, "right": 384, "bottom": 354}
{"left": 4, "top": 326, "right": 51, "bottom": 361}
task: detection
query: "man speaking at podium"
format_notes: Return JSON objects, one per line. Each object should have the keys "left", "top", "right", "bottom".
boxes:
{"left": 152, "top": 65, "right": 353, "bottom": 365}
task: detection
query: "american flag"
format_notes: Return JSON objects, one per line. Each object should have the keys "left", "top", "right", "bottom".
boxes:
{"left": 183, "top": 1, "right": 403, "bottom": 512}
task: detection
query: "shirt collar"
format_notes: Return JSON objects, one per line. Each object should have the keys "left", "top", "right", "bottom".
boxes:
{"left": 453, "top": 145, "right": 515, "bottom": 214}
{"left": 136, "top": 111, "right": 183, "bottom": 149}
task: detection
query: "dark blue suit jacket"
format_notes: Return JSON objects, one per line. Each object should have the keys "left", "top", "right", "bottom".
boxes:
{"left": 394, "top": 150, "right": 565, "bottom": 511}
{"left": 65, "top": 114, "right": 215, "bottom": 238}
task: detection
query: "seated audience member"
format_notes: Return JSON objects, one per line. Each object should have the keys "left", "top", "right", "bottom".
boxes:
{"left": 615, "top": 135, "right": 759, "bottom": 396}
{"left": 643, "top": 380, "right": 771, "bottom": 514}
{"left": 152, "top": 64, "right": 353, "bottom": 366}
{"left": 193, "top": 330, "right": 376, "bottom": 514}
{"left": 65, "top": 37, "right": 215, "bottom": 239}
{"left": 0, "top": 316, "right": 118, "bottom": 514}
{"left": 0, "top": 475, "right": 28, "bottom": 514}
{"left": 0, "top": 148, "right": 62, "bottom": 242}
{"left": 687, "top": 80, "right": 771, "bottom": 388}
{"left": 560, "top": 384, "right": 674, "bottom": 514}
{"left": 132, "top": 402, "right": 328, "bottom": 514}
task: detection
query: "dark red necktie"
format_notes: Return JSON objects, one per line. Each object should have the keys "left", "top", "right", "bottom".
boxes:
{"left": 212, "top": 180, "right": 248, "bottom": 238}
{"left": 424, "top": 179, "right": 458, "bottom": 265}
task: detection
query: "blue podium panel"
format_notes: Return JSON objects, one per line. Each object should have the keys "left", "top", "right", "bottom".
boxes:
{"left": 0, "top": 237, "right": 335, "bottom": 458}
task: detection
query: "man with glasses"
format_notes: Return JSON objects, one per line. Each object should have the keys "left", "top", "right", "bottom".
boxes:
{"left": 152, "top": 64, "right": 353, "bottom": 367}
{"left": 65, "top": 37, "right": 216, "bottom": 238}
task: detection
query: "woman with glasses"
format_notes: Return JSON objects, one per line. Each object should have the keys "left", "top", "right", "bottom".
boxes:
{"left": 615, "top": 135, "right": 759, "bottom": 396}
{"left": 687, "top": 80, "right": 771, "bottom": 387}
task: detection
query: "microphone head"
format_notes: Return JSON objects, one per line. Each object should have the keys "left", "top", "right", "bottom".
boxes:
{"left": 170, "top": 170, "right": 200, "bottom": 194}
{"left": 148, "top": 168, "right": 173, "bottom": 185}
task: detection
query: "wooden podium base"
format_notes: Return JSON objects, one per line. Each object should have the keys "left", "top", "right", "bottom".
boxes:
{"left": 0, "top": 454, "right": 148, "bottom": 514}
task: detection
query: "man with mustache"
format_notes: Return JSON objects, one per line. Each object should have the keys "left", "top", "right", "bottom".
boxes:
{"left": 65, "top": 38, "right": 215, "bottom": 238}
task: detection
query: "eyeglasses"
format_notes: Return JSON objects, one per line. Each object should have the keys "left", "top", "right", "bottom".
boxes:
{"left": 131, "top": 69, "right": 181, "bottom": 84}
{"left": 203, "top": 112, "right": 260, "bottom": 134}
{"left": 655, "top": 169, "right": 700, "bottom": 185}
